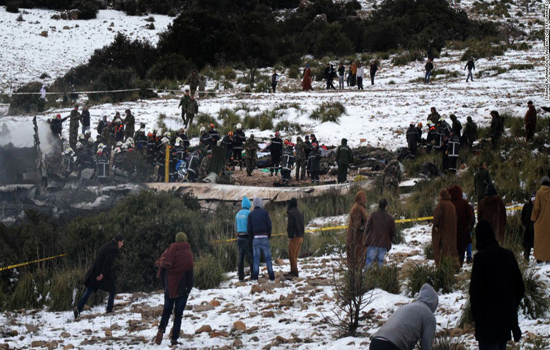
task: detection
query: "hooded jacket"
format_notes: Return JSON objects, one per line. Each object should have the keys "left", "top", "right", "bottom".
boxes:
{"left": 84, "top": 240, "right": 119, "bottom": 294}
{"left": 235, "top": 197, "right": 252, "bottom": 235}
{"left": 346, "top": 191, "right": 368, "bottom": 268}
{"left": 448, "top": 185, "right": 474, "bottom": 252}
{"left": 247, "top": 198, "right": 272, "bottom": 238}
{"left": 287, "top": 198, "right": 305, "bottom": 239}
{"left": 531, "top": 184, "right": 550, "bottom": 261}
{"left": 157, "top": 242, "right": 194, "bottom": 299}
{"left": 470, "top": 220, "right": 524, "bottom": 343}
{"left": 336, "top": 138, "right": 353, "bottom": 166}
{"left": 373, "top": 283, "right": 438, "bottom": 350}
{"left": 478, "top": 184, "right": 506, "bottom": 245}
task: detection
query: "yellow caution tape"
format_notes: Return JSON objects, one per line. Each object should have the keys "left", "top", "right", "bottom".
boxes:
{"left": 0, "top": 254, "right": 66, "bottom": 272}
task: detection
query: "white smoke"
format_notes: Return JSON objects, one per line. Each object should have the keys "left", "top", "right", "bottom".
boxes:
{"left": 0, "top": 119, "right": 60, "bottom": 155}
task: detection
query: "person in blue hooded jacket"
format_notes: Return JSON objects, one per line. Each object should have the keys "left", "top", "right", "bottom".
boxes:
{"left": 235, "top": 196, "right": 253, "bottom": 281}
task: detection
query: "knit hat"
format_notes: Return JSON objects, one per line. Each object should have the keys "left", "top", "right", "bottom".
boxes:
{"left": 253, "top": 197, "right": 263, "bottom": 208}
{"left": 175, "top": 232, "right": 188, "bottom": 242}
{"left": 541, "top": 176, "right": 550, "bottom": 185}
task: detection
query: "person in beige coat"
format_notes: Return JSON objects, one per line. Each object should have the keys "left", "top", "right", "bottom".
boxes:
{"left": 432, "top": 189, "right": 459, "bottom": 268}
{"left": 531, "top": 176, "right": 550, "bottom": 263}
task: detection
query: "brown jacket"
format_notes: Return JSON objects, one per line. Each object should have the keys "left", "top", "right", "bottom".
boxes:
{"left": 448, "top": 185, "right": 474, "bottom": 252}
{"left": 524, "top": 106, "right": 537, "bottom": 128}
{"left": 302, "top": 68, "right": 312, "bottom": 91}
{"left": 346, "top": 191, "right": 368, "bottom": 269}
{"left": 156, "top": 242, "right": 194, "bottom": 299}
{"left": 478, "top": 195, "right": 507, "bottom": 245}
{"left": 364, "top": 209, "right": 395, "bottom": 251}
{"left": 532, "top": 185, "right": 550, "bottom": 261}
{"left": 433, "top": 197, "right": 458, "bottom": 267}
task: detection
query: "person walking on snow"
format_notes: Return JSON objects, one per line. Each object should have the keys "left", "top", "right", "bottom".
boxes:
{"left": 363, "top": 199, "right": 395, "bottom": 269}
{"left": 465, "top": 58, "right": 475, "bottom": 82}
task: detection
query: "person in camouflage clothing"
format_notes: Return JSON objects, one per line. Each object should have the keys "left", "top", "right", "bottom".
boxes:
{"left": 69, "top": 105, "right": 81, "bottom": 149}
{"left": 244, "top": 134, "right": 258, "bottom": 176}
{"left": 335, "top": 138, "right": 353, "bottom": 184}
{"left": 187, "top": 70, "right": 200, "bottom": 96}
{"left": 178, "top": 90, "right": 191, "bottom": 125}
{"left": 185, "top": 95, "right": 198, "bottom": 128}
{"left": 294, "top": 137, "right": 306, "bottom": 181}
{"left": 383, "top": 160, "right": 402, "bottom": 194}
{"left": 124, "top": 109, "right": 135, "bottom": 141}
{"left": 199, "top": 151, "right": 213, "bottom": 180}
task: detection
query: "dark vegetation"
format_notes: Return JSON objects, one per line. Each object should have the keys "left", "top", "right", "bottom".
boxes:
{"left": 8, "top": 0, "right": 499, "bottom": 114}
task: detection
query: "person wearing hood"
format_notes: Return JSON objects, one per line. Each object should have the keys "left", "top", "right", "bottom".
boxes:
{"left": 370, "top": 283, "right": 438, "bottom": 350}
{"left": 69, "top": 104, "right": 81, "bottom": 149}
{"left": 448, "top": 186, "right": 474, "bottom": 267}
{"left": 124, "top": 109, "right": 135, "bottom": 141}
{"left": 302, "top": 64, "right": 312, "bottom": 91}
{"left": 346, "top": 191, "right": 369, "bottom": 270}
{"left": 432, "top": 189, "right": 459, "bottom": 268}
{"left": 363, "top": 199, "right": 395, "bottom": 269}
{"left": 470, "top": 220, "right": 524, "bottom": 350}
{"left": 235, "top": 197, "right": 253, "bottom": 281}
{"left": 474, "top": 162, "right": 492, "bottom": 203}
{"left": 531, "top": 176, "right": 550, "bottom": 263}
{"left": 336, "top": 138, "right": 353, "bottom": 184}
{"left": 286, "top": 198, "right": 304, "bottom": 278}
{"left": 478, "top": 184, "right": 507, "bottom": 245}
{"left": 247, "top": 198, "right": 275, "bottom": 281}
{"left": 80, "top": 105, "right": 91, "bottom": 135}
{"left": 520, "top": 192, "right": 536, "bottom": 261}
{"left": 406, "top": 123, "right": 420, "bottom": 157}
{"left": 154, "top": 232, "right": 194, "bottom": 346}
{"left": 489, "top": 111, "right": 504, "bottom": 147}
{"left": 524, "top": 101, "right": 537, "bottom": 142}
{"left": 294, "top": 137, "right": 307, "bottom": 181}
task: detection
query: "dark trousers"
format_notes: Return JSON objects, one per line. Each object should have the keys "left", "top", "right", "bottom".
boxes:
{"left": 237, "top": 237, "right": 253, "bottom": 280}
{"left": 526, "top": 125, "right": 535, "bottom": 142}
{"left": 524, "top": 229, "right": 534, "bottom": 260}
{"left": 357, "top": 77, "right": 363, "bottom": 90}
{"left": 442, "top": 150, "right": 449, "bottom": 172}
{"left": 281, "top": 169, "right": 291, "bottom": 184}
{"left": 159, "top": 291, "right": 189, "bottom": 341}
{"left": 369, "top": 338, "right": 400, "bottom": 350}
{"left": 233, "top": 148, "right": 243, "bottom": 168}
{"left": 409, "top": 146, "right": 417, "bottom": 157}
{"left": 370, "top": 72, "right": 376, "bottom": 85}
{"left": 77, "top": 286, "right": 115, "bottom": 313}
{"left": 310, "top": 170, "right": 319, "bottom": 183}
{"left": 270, "top": 155, "right": 281, "bottom": 175}
{"left": 295, "top": 160, "right": 306, "bottom": 180}
{"left": 271, "top": 83, "right": 277, "bottom": 93}
{"left": 478, "top": 341, "right": 507, "bottom": 350}
{"left": 448, "top": 156, "right": 458, "bottom": 172}
{"left": 337, "top": 163, "right": 348, "bottom": 183}
{"left": 458, "top": 246, "right": 466, "bottom": 266}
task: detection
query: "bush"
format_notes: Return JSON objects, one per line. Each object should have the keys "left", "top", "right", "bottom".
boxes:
{"left": 309, "top": 102, "right": 346, "bottom": 124}
{"left": 407, "top": 257, "right": 457, "bottom": 296}
{"left": 508, "top": 63, "right": 534, "bottom": 71}
{"left": 391, "top": 50, "right": 424, "bottom": 65}
{"left": 460, "top": 38, "right": 506, "bottom": 61}
{"left": 146, "top": 54, "right": 195, "bottom": 81}
{"left": 72, "top": 0, "right": 100, "bottom": 20}
{"left": 6, "top": 1, "right": 19, "bottom": 13}
{"left": 89, "top": 68, "right": 140, "bottom": 103}
{"left": 194, "top": 254, "right": 226, "bottom": 290}
{"left": 521, "top": 269, "right": 550, "bottom": 319}
{"left": 195, "top": 113, "right": 218, "bottom": 128}
{"left": 275, "top": 120, "right": 302, "bottom": 134}
{"left": 431, "top": 330, "right": 467, "bottom": 350}
{"left": 243, "top": 114, "right": 259, "bottom": 130}
{"left": 423, "top": 242, "right": 434, "bottom": 260}
{"left": 288, "top": 65, "right": 301, "bottom": 79}
{"left": 364, "top": 265, "right": 400, "bottom": 294}
{"left": 8, "top": 82, "right": 43, "bottom": 115}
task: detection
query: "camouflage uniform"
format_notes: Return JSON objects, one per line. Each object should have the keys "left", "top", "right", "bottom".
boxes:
{"left": 69, "top": 109, "right": 81, "bottom": 149}
{"left": 294, "top": 137, "right": 306, "bottom": 180}
{"left": 199, "top": 155, "right": 212, "bottom": 180}
{"left": 185, "top": 99, "right": 199, "bottom": 128}
{"left": 383, "top": 160, "right": 401, "bottom": 194}
{"left": 124, "top": 111, "right": 135, "bottom": 141}
{"left": 244, "top": 136, "right": 258, "bottom": 176}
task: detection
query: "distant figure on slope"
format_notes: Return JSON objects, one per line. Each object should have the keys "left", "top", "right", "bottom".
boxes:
{"left": 531, "top": 176, "right": 550, "bottom": 263}
{"left": 465, "top": 58, "right": 475, "bottom": 82}
{"left": 524, "top": 100, "right": 537, "bottom": 142}
{"left": 271, "top": 70, "right": 279, "bottom": 93}
{"left": 302, "top": 64, "right": 313, "bottom": 91}
{"left": 346, "top": 190, "right": 368, "bottom": 270}
{"left": 425, "top": 59, "right": 434, "bottom": 84}
{"left": 478, "top": 184, "right": 507, "bottom": 245}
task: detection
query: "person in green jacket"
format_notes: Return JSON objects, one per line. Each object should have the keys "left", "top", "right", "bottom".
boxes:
{"left": 178, "top": 89, "right": 191, "bottom": 125}
{"left": 335, "top": 138, "right": 353, "bottom": 184}
{"left": 474, "top": 161, "right": 492, "bottom": 203}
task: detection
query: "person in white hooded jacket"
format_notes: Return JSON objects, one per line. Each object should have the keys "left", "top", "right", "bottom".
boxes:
{"left": 370, "top": 283, "right": 438, "bottom": 350}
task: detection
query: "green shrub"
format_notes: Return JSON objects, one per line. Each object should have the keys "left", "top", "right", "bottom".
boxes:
{"left": 147, "top": 54, "right": 195, "bottom": 81}
{"left": 309, "top": 102, "right": 346, "bottom": 124}
{"left": 7, "top": 270, "right": 49, "bottom": 310}
{"left": 72, "top": 0, "right": 100, "bottom": 19}
{"left": 218, "top": 108, "right": 241, "bottom": 134}
{"left": 457, "top": 299, "right": 473, "bottom": 328}
{"left": 407, "top": 257, "right": 457, "bottom": 296}
{"left": 423, "top": 242, "right": 434, "bottom": 260}
{"left": 391, "top": 50, "right": 424, "bottom": 65}
{"left": 6, "top": 1, "right": 20, "bottom": 13}
{"left": 8, "top": 82, "right": 43, "bottom": 115}
{"left": 258, "top": 112, "right": 274, "bottom": 131}
{"left": 460, "top": 38, "right": 506, "bottom": 61}
{"left": 195, "top": 113, "right": 219, "bottom": 128}
{"left": 508, "top": 63, "right": 534, "bottom": 71}
{"left": 194, "top": 254, "right": 226, "bottom": 290}
{"left": 275, "top": 121, "right": 303, "bottom": 134}
{"left": 288, "top": 66, "right": 301, "bottom": 79}
{"left": 364, "top": 265, "right": 400, "bottom": 294}
{"left": 521, "top": 269, "right": 550, "bottom": 319}
{"left": 89, "top": 68, "right": 140, "bottom": 103}
{"left": 431, "top": 329, "right": 467, "bottom": 350}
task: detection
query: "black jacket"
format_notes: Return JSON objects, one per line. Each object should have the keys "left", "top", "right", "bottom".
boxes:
{"left": 84, "top": 240, "right": 120, "bottom": 294}
{"left": 247, "top": 206, "right": 273, "bottom": 238}
{"left": 270, "top": 137, "right": 283, "bottom": 156}
{"left": 521, "top": 201, "right": 534, "bottom": 233}
{"left": 470, "top": 235, "right": 524, "bottom": 343}
{"left": 406, "top": 125, "right": 420, "bottom": 149}
{"left": 287, "top": 206, "right": 305, "bottom": 239}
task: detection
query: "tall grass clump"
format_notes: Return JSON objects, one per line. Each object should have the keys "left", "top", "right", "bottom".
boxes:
{"left": 309, "top": 102, "right": 346, "bottom": 124}
{"left": 520, "top": 269, "right": 549, "bottom": 319}
{"left": 275, "top": 120, "right": 303, "bottom": 134}
{"left": 364, "top": 265, "right": 400, "bottom": 294}
{"left": 407, "top": 257, "right": 457, "bottom": 296}
{"left": 194, "top": 254, "right": 226, "bottom": 290}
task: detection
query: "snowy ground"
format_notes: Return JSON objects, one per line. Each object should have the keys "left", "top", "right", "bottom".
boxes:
{"left": 1, "top": 224, "right": 548, "bottom": 349}
{"left": 0, "top": 8, "right": 172, "bottom": 92}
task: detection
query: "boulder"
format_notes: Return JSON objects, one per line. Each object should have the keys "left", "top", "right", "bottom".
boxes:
{"left": 233, "top": 321, "right": 246, "bottom": 331}
{"left": 195, "top": 325, "right": 212, "bottom": 334}
{"left": 39, "top": 31, "right": 48, "bottom": 37}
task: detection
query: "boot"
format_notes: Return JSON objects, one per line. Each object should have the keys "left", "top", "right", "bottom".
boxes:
{"left": 154, "top": 329, "right": 164, "bottom": 345}
{"left": 170, "top": 339, "right": 180, "bottom": 346}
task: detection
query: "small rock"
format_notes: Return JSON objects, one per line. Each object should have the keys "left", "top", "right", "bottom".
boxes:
{"left": 195, "top": 325, "right": 212, "bottom": 334}
{"left": 25, "top": 324, "right": 38, "bottom": 333}
{"left": 233, "top": 321, "right": 246, "bottom": 331}
{"left": 262, "top": 311, "right": 275, "bottom": 318}
{"left": 210, "top": 331, "right": 228, "bottom": 338}
{"left": 39, "top": 31, "right": 48, "bottom": 37}
{"left": 209, "top": 299, "right": 221, "bottom": 307}
{"left": 250, "top": 284, "right": 263, "bottom": 294}
{"left": 60, "top": 332, "right": 70, "bottom": 338}
{"left": 63, "top": 345, "right": 74, "bottom": 350}
{"left": 105, "top": 330, "right": 112, "bottom": 337}
{"left": 274, "top": 258, "right": 285, "bottom": 265}
{"left": 250, "top": 336, "right": 260, "bottom": 342}
{"left": 194, "top": 304, "right": 215, "bottom": 312}
{"left": 63, "top": 26, "right": 70, "bottom": 30}
{"left": 276, "top": 335, "right": 288, "bottom": 343}
{"left": 233, "top": 339, "right": 243, "bottom": 347}
{"left": 31, "top": 341, "right": 47, "bottom": 348}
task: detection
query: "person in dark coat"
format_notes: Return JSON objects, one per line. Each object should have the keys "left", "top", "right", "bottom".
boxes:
{"left": 271, "top": 70, "right": 279, "bottom": 93}
{"left": 335, "top": 138, "right": 353, "bottom": 183}
{"left": 462, "top": 116, "right": 478, "bottom": 149}
{"left": 524, "top": 101, "right": 537, "bottom": 142}
{"left": 363, "top": 199, "right": 395, "bottom": 269}
{"left": 49, "top": 114, "right": 69, "bottom": 137}
{"left": 233, "top": 124, "right": 246, "bottom": 170}
{"left": 425, "top": 59, "right": 434, "bottom": 84}
{"left": 448, "top": 185, "right": 474, "bottom": 267}
{"left": 478, "top": 184, "right": 507, "bottom": 245}
{"left": 521, "top": 192, "right": 536, "bottom": 261}
{"left": 470, "top": 220, "right": 524, "bottom": 350}
{"left": 302, "top": 64, "right": 312, "bottom": 91}
{"left": 489, "top": 110, "right": 504, "bottom": 147}
{"left": 369, "top": 61, "right": 378, "bottom": 85}
{"left": 178, "top": 89, "right": 191, "bottom": 124}
{"left": 474, "top": 162, "right": 492, "bottom": 203}
{"left": 346, "top": 191, "right": 369, "bottom": 270}
{"left": 124, "top": 109, "right": 135, "bottom": 141}
{"left": 406, "top": 122, "right": 421, "bottom": 157}
{"left": 307, "top": 143, "right": 322, "bottom": 184}
{"left": 248, "top": 198, "right": 274, "bottom": 281}
{"left": 286, "top": 198, "right": 304, "bottom": 278}
{"left": 80, "top": 105, "right": 91, "bottom": 134}
{"left": 432, "top": 189, "right": 459, "bottom": 268}
{"left": 154, "top": 232, "right": 194, "bottom": 346}
{"left": 270, "top": 132, "right": 283, "bottom": 176}
{"left": 449, "top": 114, "right": 462, "bottom": 139}
{"left": 74, "top": 235, "right": 124, "bottom": 318}
{"left": 464, "top": 58, "right": 475, "bottom": 82}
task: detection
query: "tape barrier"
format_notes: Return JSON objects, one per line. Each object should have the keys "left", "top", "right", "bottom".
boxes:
{"left": 0, "top": 254, "right": 66, "bottom": 272}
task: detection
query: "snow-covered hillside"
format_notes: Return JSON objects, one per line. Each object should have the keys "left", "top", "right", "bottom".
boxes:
{"left": 0, "top": 8, "right": 172, "bottom": 92}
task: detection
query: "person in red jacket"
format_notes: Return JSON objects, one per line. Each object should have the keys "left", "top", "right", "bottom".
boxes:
{"left": 154, "top": 232, "right": 194, "bottom": 346}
